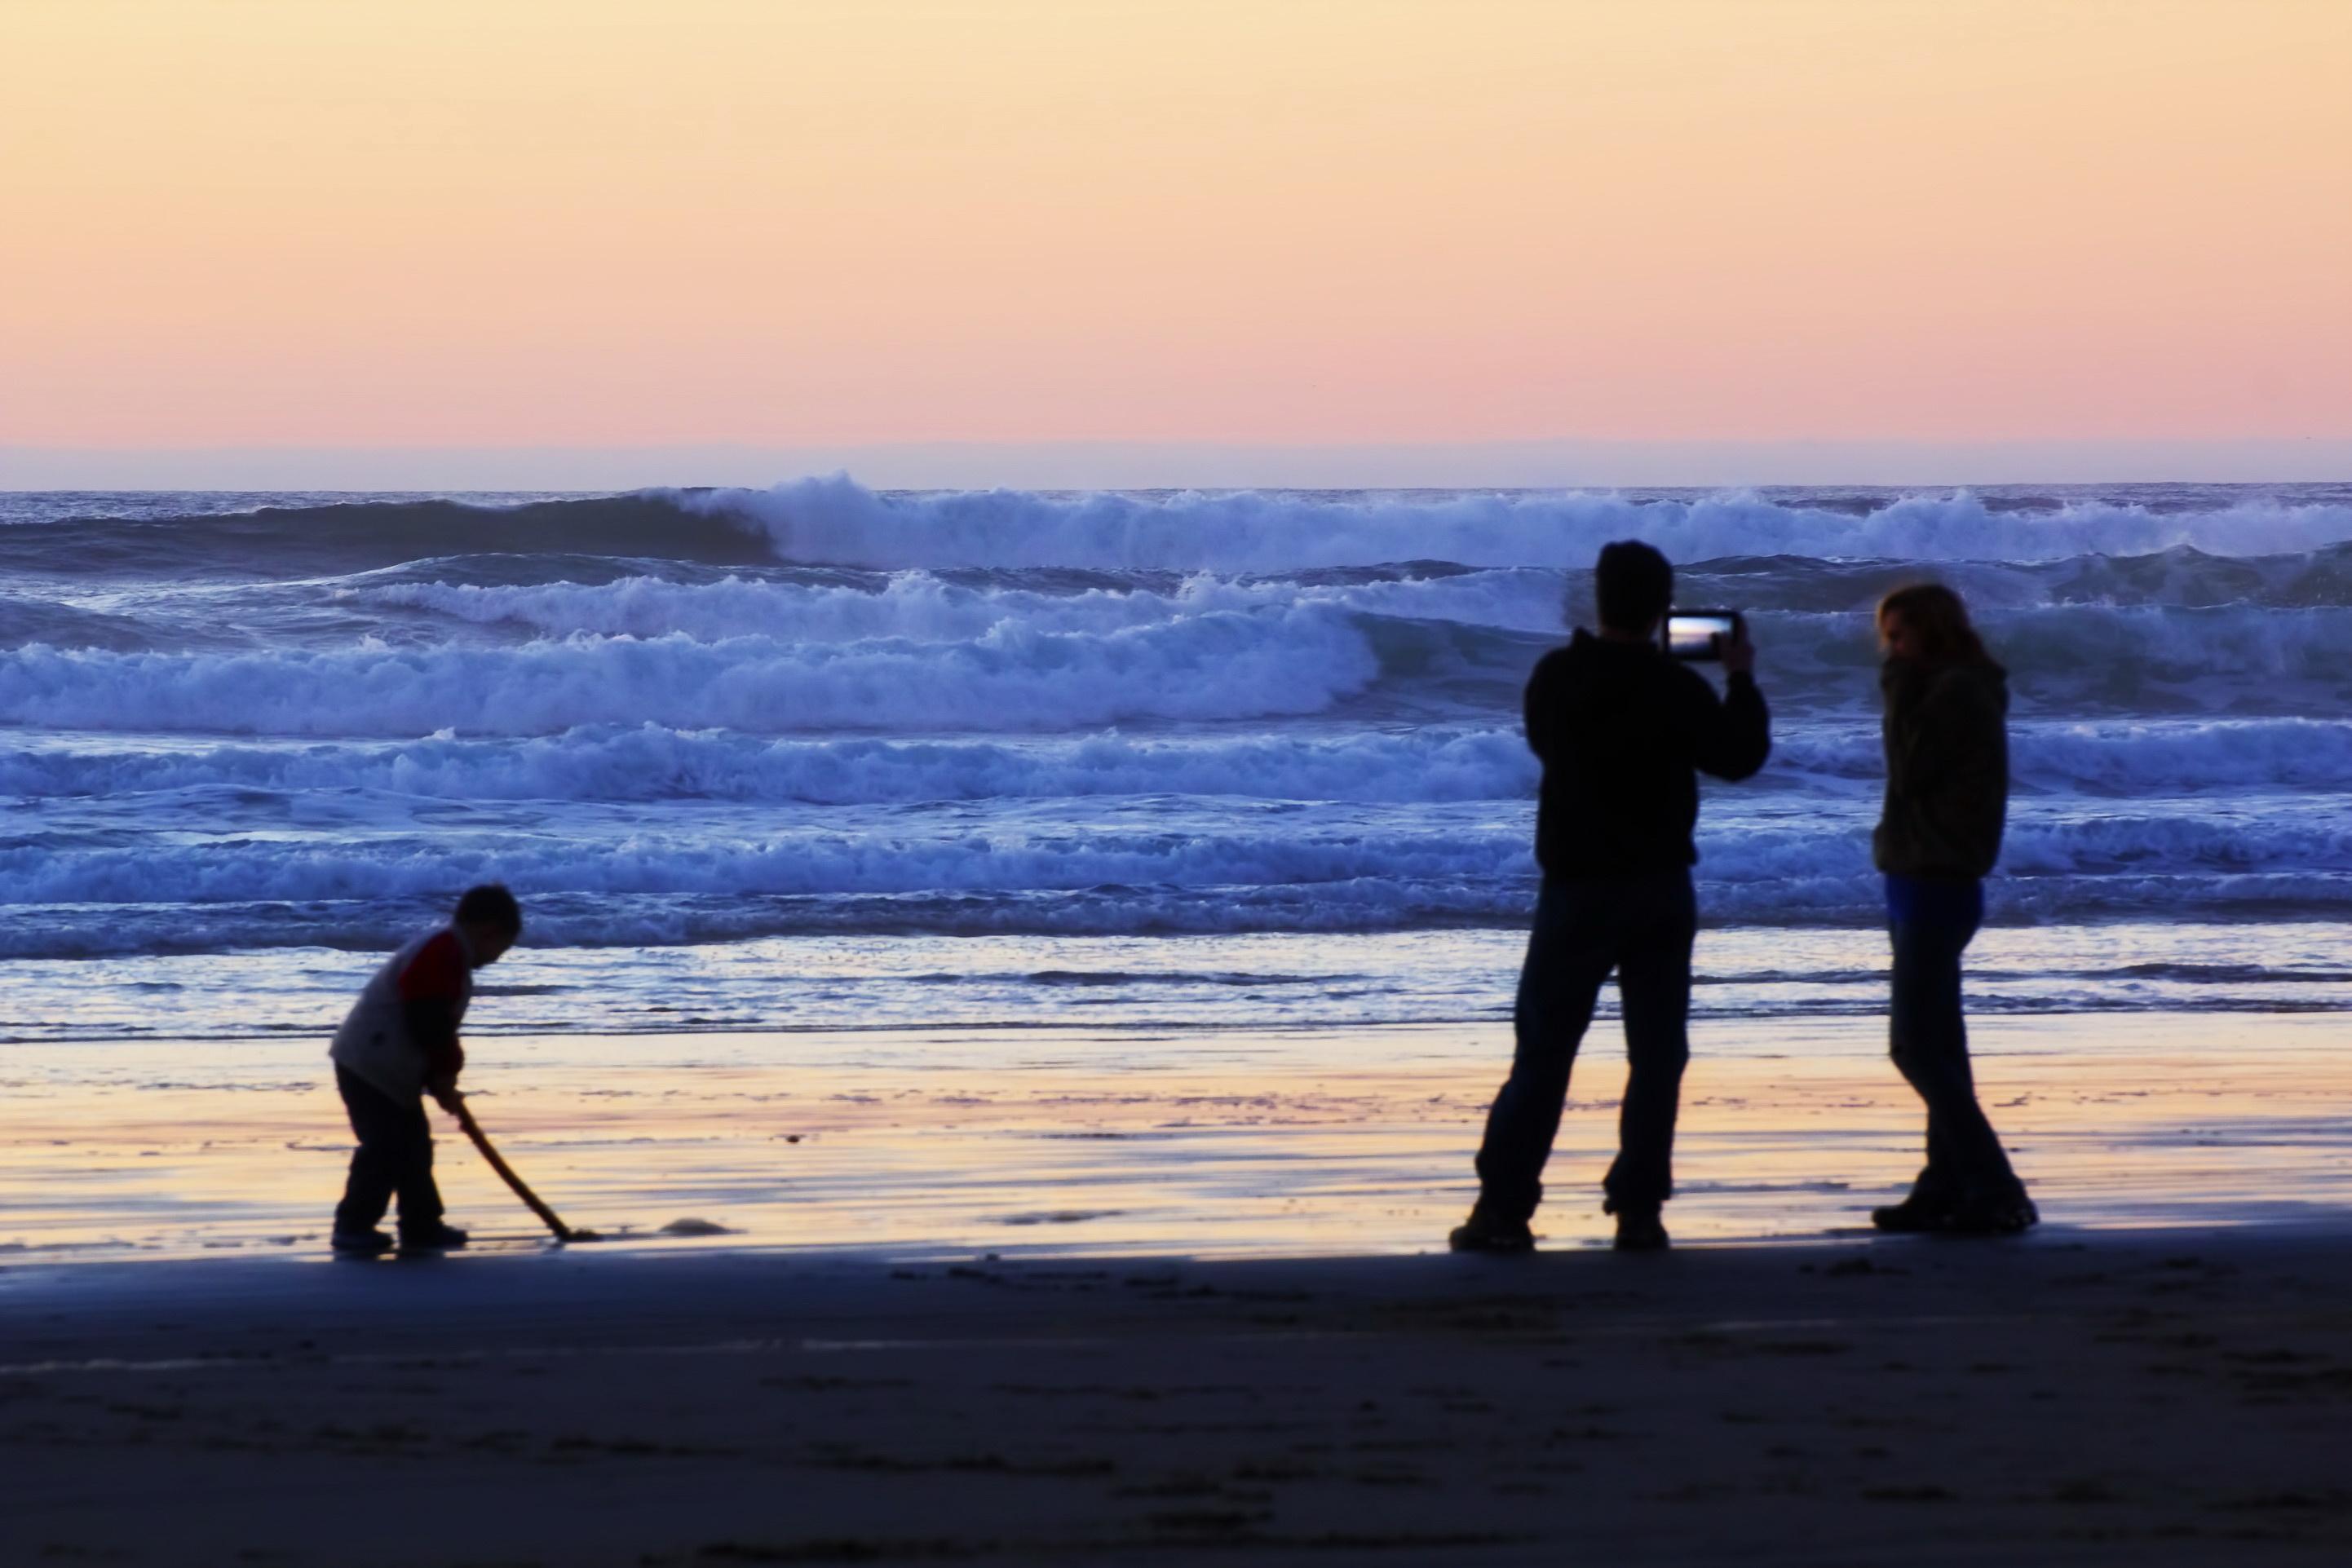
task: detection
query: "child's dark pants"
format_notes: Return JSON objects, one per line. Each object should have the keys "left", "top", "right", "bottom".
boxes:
{"left": 334, "top": 1064, "right": 445, "bottom": 1233}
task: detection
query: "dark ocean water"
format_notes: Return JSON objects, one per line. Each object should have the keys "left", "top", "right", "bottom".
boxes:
{"left": 4, "top": 479, "right": 2349, "bottom": 1041}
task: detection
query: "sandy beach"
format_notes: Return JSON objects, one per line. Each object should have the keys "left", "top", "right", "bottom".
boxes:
{"left": 6, "top": 1013, "right": 2352, "bottom": 1563}
{"left": 13, "top": 0, "right": 2351, "bottom": 1559}
{"left": 5, "top": 1228, "right": 2352, "bottom": 1565}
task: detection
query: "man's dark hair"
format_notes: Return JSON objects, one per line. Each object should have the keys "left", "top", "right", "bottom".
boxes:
{"left": 1594, "top": 540, "right": 1673, "bottom": 634}
{"left": 454, "top": 883, "right": 523, "bottom": 934}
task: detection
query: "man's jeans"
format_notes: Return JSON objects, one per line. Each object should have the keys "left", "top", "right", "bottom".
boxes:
{"left": 1886, "top": 874, "right": 2025, "bottom": 1207}
{"left": 333, "top": 1065, "right": 446, "bottom": 1234}
{"left": 1472, "top": 870, "right": 1696, "bottom": 1223}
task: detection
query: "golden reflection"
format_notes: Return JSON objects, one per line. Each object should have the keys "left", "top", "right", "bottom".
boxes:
{"left": 5, "top": 1016, "right": 2350, "bottom": 1264}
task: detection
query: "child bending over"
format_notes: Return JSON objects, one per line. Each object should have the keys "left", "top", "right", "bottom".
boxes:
{"left": 328, "top": 884, "right": 522, "bottom": 1255}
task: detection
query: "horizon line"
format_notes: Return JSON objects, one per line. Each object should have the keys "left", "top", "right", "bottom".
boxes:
{"left": 5, "top": 437, "right": 2350, "bottom": 492}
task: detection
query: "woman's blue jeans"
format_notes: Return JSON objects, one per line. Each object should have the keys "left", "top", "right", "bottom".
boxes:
{"left": 1886, "top": 874, "right": 2026, "bottom": 1207}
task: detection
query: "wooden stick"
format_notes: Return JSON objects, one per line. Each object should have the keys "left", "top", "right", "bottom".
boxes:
{"left": 450, "top": 1097, "right": 586, "bottom": 1242}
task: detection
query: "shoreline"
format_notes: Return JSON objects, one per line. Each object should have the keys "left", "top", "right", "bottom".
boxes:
{"left": 15, "top": 917, "right": 2350, "bottom": 1049}
{"left": 7, "top": 1012, "right": 2352, "bottom": 1268}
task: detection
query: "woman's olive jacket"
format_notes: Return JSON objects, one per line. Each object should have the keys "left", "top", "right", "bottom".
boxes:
{"left": 1873, "top": 656, "right": 2008, "bottom": 880}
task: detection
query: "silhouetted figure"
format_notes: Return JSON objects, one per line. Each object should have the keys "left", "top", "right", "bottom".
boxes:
{"left": 1868, "top": 585, "right": 2037, "bottom": 1235}
{"left": 329, "top": 884, "right": 523, "bottom": 1256}
{"left": 1452, "top": 541, "right": 1770, "bottom": 1254}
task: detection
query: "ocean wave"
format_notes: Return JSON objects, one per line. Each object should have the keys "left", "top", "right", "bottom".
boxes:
{"left": 0, "top": 820, "right": 1536, "bottom": 912}
{"left": 9, "top": 718, "right": 2351, "bottom": 806}
{"left": 16, "top": 480, "right": 2352, "bottom": 582}
{"left": 1984, "top": 603, "right": 2352, "bottom": 690}
{"left": 7, "top": 801, "right": 2348, "bottom": 918}
{"left": 11, "top": 480, "right": 2352, "bottom": 971}
{"left": 0, "top": 727, "right": 1542, "bottom": 804}
{"left": 1694, "top": 603, "right": 2352, "bottom": 715}
{"left": 6, "top": 868, "right": 2350, "bottom": 958}
{"left": 0, "top": 494, "right": 776, "bottom": 581}
{"left": 0, "top": 595, "right": 158, "bottom": 653}
{"left": 19, "top": 574, "right": 2352, "bottom": 738}
{"left": 351, "top": 566, "right": 1579, "bottom": 643}
{"left": 302, "top": 551, "right": 2352, "bottom": 661}
{"left": 1778, "top": 718, "right": 2352, "bottom": 793}
{"left": 0, "top": 605, "right": 1386, "bottom": 735}
{"left": 693, "top": 475, "right": 2352, "bottom": 572}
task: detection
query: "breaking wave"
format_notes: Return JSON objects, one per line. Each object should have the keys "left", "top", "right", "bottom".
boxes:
{"left": 7, "top": 718, "right": 2349, "bottom": 806}
{"left": 13, "top": 477, "right": 2352, "bottom": 578}
{"left": 689, "top": 477, "right": 2352, "bottom": 572}
{"left": 5, "top": 797, "right": 2350, "bottom": 957}
{"left": 7, "top": 478, "right": 2351, "bottom": 969}
{"left": 0, "top": 606, "right": 1388, "bottom": 735}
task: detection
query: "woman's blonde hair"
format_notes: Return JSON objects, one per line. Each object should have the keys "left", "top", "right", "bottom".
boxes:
{"left": 1877, "top": 582, "right": 1989, "bottom": 665}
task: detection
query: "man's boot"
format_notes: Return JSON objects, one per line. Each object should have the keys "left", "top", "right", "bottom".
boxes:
{"left": 1448, "top": 1207, "right": 1535, "bottom": 1254}
{"left": 1611, "top": 1208, "right": 1669, "bottom": 1252}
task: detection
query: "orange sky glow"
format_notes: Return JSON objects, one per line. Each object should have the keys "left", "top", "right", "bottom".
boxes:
{"left": 2, "top": 0, "right": 2347, "bottom": 472}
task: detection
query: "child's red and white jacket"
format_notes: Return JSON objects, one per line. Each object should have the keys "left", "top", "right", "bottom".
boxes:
{"left": 329, "top": 925, "right": 474, "bottom": 1101}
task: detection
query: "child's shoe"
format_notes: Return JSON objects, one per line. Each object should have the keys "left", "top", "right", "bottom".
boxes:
{"left": 398, "top": 1221, "right": 470, "bottom": 1252}
{"left": 331, "top": 1226, "right": 393, "bottom": 1256}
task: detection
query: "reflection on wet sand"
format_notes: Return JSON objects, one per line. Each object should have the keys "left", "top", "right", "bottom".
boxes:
{"left": 6, "top": 1014, "right": 2351, "bottom": 1262}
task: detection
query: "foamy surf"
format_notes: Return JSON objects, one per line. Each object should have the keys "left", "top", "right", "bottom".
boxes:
{"left": 2, "top": 480, "right": 2348, "bottom": 1024}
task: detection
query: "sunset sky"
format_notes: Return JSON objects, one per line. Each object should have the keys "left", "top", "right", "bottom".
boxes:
{"left": 3, "top": 0, "right": 2348, "bottom": 485}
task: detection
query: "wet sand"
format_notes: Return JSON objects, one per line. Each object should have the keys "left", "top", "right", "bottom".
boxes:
{"left": 7, "top": 1014, "right": 2352, "bottom": 1261}
{"left": 7, "top": 1013, "right": 2352, "bottom": 1562}
{"left": 4, "top": 1229, "right": 2352, "bottom": 1565}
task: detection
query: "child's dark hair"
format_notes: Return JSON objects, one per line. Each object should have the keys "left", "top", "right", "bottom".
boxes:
{"left": 1594, "top": 540, "right": 1673, "bottom": 634}
{"left": 455, "top": 883, "right": 523, "bottom": 934}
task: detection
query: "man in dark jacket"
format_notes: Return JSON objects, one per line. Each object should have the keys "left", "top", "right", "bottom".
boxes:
{"left": 1452, "top": 541, "right": 1771, "bottom": 1253}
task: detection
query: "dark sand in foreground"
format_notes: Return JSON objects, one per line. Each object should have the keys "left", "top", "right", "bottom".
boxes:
{"left": 5, "top": 1227, "right": 2351, "bottom": 1566}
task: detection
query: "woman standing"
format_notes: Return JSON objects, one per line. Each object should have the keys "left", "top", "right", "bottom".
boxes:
{"left": 1870, "top": 584, "right": 2037, "bottom": 1235}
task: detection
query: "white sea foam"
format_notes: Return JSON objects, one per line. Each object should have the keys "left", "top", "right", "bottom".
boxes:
{"left": 355, "top": 568, "right": 1578, "bottom": 642}
{"left": 17, "top": 573, "right": 2352, "bottom": 740}
{"left": 0, "top": 727, "right": 1541, "bottom": 803}
{"left": 8, "top": 481, "right": 2352, "bottom": 973}
{"left": 7, "top": 718, "right": 2350, "bottom": 806}
{"left": 0, "top": 606, "right": 1383, "bottom": 735}
{"left": 0, "top": 819, "right": 1533, "bottom": 908}
{"left": 7, "top": 799, "right": 2348, "bottom": 921}
{"left": 1779, "top": 719, "right": 2352, "bottom": 792}
{"left": 687, "top": 475, "right": 2352, "bottom": 571}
